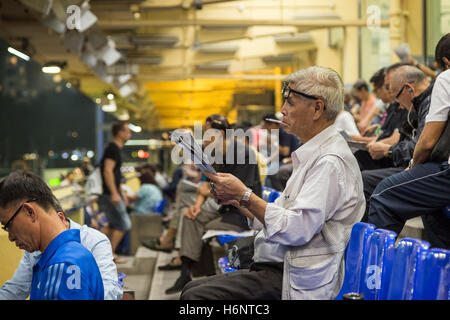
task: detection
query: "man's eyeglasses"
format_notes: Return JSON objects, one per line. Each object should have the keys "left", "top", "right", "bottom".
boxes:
{"left": 2, "top": 198, "right": 38, "bottom": 232}
{"left": 281, "top": 82, "right": 326, "bottom": 109}
{"left": 394, "top": 82, "right": 414, "bottom": 102}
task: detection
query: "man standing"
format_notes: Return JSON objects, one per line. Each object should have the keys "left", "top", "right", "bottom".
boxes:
{"left": 181, "top": 66, "right": 365, "bottom": 300}
{"left": 0, "top": 171, "right": 104, "bottom": 300}
{"left": 99, "top": 120, "right": 132, "bottom": 263}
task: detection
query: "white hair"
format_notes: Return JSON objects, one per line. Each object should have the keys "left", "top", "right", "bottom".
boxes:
{"left": 285, "top": 66, "right": 344, "bottom": 121}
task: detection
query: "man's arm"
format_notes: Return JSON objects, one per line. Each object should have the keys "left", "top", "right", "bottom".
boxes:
{"left": 87, "top": 232, "right": 123, "bottom": 300}
{"left": 103, "top": 158, "right": 120, "bottom": 205}
{"left": 0, "top": 252, "right": 38, "bottom": 300}
{"left": 412, "top": 121, "right": 447, "bottom": 167}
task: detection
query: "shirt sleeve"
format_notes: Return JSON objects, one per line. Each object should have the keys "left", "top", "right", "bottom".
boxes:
{"left": 83, "top": 228, "right": 123, "bottom": 300}
{"left": 426, "top": 70, "right": 450, "bottom": 123}
{"left": 263, "top": 156, "right": 346, "bottom": 246}
{"left": 0, "top": 252, "right": 37, "bottom": 300}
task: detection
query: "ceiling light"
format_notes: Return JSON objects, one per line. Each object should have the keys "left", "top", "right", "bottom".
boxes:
{"left": 7, "top": 47, "right": 30, "bottom": 61}
{"left": 128, "top": 124, "right": 142, "bottom": 133}
{"left": 107, "top": 93, "right": 114, "bottom": 100}
{"left": 42, "top": 62, "right": 66, "bottom": 74}
{"left": 42, "top": 66, "right": 61, "bottom": 74}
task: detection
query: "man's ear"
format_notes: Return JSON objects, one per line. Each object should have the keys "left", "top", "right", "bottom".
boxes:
{"left": 313, "top": 100, "right": 325, "bottom": 120}
{"left": 23, "top": 203, "right": 37, "bottom": 223}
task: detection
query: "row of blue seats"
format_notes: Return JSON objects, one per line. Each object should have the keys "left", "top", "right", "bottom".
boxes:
{"left": 336, "top": 222, "right": 449, "bottom": 300}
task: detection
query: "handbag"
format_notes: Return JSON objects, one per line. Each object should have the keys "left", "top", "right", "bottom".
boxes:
{"left": 226, "top": 236, "right": 255, "bottom": 270}
{"left": 429, "top": 111, "right": 450, "bottom": 163}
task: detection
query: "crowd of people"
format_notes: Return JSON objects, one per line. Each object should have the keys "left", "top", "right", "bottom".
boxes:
{"left": 0, "top": 32, "right": 448, "bottom": 300}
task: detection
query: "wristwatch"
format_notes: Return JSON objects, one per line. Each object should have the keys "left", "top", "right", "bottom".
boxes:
{"left": 239, "top": 188, "right": 252, "bottom": 208}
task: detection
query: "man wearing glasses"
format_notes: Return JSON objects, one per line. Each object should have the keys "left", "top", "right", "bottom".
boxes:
{"left": 181, "top": 66, "right": 365, "bottom": 300}
{"left": 0, "top": 170, "right": 104, "bottom": 300}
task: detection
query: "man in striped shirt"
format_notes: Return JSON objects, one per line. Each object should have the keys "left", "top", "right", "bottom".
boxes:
{"left": 0, "top": 170, "right": 104, "bottom": 300}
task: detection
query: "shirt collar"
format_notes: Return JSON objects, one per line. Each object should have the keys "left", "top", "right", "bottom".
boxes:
{"left": 292, "top": 125, "right": 338, "bottom": 166}
{"left": 36, "top": 229, "right": 81, "bottom": 269}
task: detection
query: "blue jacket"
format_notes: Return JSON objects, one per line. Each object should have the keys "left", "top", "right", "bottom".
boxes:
{"left": 30, "top": 229, "right": 104, "bottom": 300}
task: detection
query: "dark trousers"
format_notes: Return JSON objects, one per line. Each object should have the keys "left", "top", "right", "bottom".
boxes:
{"left": 368, "top": 161, "right": 450, "bottom": 249}
{"left": 361, "top": 167, "right": 405, "bottom": 222}
{"left": 354, "top": 150, "right": 394, "bottom": 171}
{"left": 180, "top": 262, "right": 283, "bottom": 300}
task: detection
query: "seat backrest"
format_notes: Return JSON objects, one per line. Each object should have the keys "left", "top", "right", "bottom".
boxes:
{"left": 154, "top": 198, "right": 166, "bottom": 214}
{"left": 387, "top": 238, "right": 430, "bottom": 300}
{"left": 414, "top": 248, "right": 450, "bottom": 300}
{"left": 359, "top": 229, "right": 397, "bottom": 300}
{"left": 335, "top": 222, "right": 376, "bottom": 300}
{"left": 444, "top": 206, "right": 450, "bottom": 219}
{"left": 268, "top": 191, "right": 281, "bottom": 203}
{"left": 262, "top": 187, "right": 273, "bottom": 201}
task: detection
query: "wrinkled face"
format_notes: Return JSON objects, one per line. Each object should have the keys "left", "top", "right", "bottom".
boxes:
{"left": 390, "top": 79, "right": 414, "bottom": 111}
{"left": 0, "top": 200, "right": 40, "bottom": 253}
{"left": 280, "top": 84, "right": 316, "bottom": 138}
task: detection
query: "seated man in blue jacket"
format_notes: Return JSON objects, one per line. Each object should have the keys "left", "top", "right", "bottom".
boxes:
{"left": 0, "top": 170, "right": 104, "bottom": 300}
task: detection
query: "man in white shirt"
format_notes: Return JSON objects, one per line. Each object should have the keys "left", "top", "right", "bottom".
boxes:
{"left": 368, "top": 33, "right": 450, "bottom": 249}
{"left": 180, "top": 66, "right": 365, "bottom": 300}
{"left": 0, "top": 210, "right": 123, "bottom": 300}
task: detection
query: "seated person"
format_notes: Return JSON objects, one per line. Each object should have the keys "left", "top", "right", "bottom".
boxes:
{"left": 0, "top": 170, "right": 104, "bottom": 300}
{"left": 352, "top": 80, "right": 379, "bottom": 132}
{"left": 353, "top": 63, "right": 411, "bottom": 171}
{"left": 368, "top": 33, "right": 450, "bottom": 249}
{"left": 128, "top": 170, "right": 163, "bottom": 214}
{"left": 164, "top": 114, "right": 262, "bottom": 294}
{"left": 361, "top": 65, "right": 433, "bottom": 221}
{"left": 181, "top": 66, "right": 365, "bottom": 300}
{"left": 0, "top": 207, "right": 122, "bottom": 300}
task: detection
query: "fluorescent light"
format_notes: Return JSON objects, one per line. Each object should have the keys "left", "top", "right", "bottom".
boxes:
{"left": 128, "top": 124, "right": 142, "bottom": 133}
{"left": 42, "top": 66, "right": 61, "bottom": 74}
{"left": 125, "top": 139, "right": 150, "bottom": 146}
{"left": 7, "top": 47, "right": 30, "bottom": 61}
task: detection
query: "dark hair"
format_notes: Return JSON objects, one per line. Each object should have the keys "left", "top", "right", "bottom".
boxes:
{"left": 112, "top": 121, "right": 128, "bottom": 137}
{"left": 0, "top": 170, "right": 60, "bottom": 212}
{"left": 205, "top": 114, "right": 229, "bottom": 131}
{"left": 139, "top": 170, "right": 156, "bottom": 185}
{"left": 435, "top": 33, "right": 450, "bottom": 70}
{"left": 370, "top": 67, "right": 387, "bottom": 89}
{"left": 353, "top": 80, "right": 369, "bottom": 92}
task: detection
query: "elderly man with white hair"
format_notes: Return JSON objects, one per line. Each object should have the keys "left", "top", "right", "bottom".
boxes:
{"left": 180, "top": 66, "right": 365, "bottom": 300}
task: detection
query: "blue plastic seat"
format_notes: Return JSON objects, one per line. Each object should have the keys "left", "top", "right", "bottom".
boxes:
{"left": 414, "top": 248, "right": 450, "bottom": 300}
{"left": 154, "top": 198, "right": 166, "bottom": 214}
{"left": 216, "top": 234, "right": 246, "bottom": 246}
{"left": 218, "top": 257, "right": 237, "bottom": 273}
{"left": 359, "top": 229, "right": 397, "bottom": 300}
{"left": 335, "top": 222, "right": 376, "bottom": 300}
{"left": 262, "top": 187, "right": 273, "bottom": 202}
{"left": 268, "top": 190, "right": 281, "bottom": 203}
{"left": 444, "top": 206, "right": 450, "bottom": 219}
{"left": 386, "top": 238, "right": 430, "bottom": 300}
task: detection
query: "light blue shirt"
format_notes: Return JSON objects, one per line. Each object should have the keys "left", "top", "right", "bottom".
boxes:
{"left": 132, "top": 184, "right": 163, "bottom": 214}
{"left": 0, "top": 219, "right": 122, "bottom": 300}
